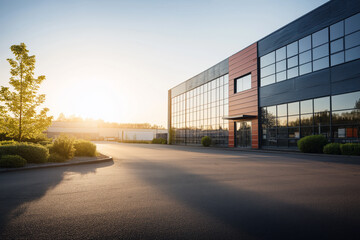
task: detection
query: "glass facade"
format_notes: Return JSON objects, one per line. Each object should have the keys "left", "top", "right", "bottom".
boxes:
{"left": 260, "top": 12, "right": 360, "bottom": 87}
{"left": 261, "top": 91, "right": 360, "bottom": 148}
{"left": 171, "top": 74, "right": 229, "bottom": 145}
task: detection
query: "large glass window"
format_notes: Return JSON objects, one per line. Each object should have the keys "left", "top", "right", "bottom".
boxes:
{"left": 171, "top": 74, "right": 229, "bottom": 145}
{"left": 261, "top": 91, "right": 360, "bottom": 148}
{"left": 261, "top": 12, "right": 360, "bottom": 87}
{"left": 235, "top": 74, "right": 251, "bottom": 93}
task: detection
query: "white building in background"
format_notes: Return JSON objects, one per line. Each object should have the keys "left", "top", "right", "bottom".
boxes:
{"left": 45, "top": 121, "right": 167, "bottom": 141}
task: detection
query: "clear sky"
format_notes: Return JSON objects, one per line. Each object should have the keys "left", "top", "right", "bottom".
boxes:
{"left": 0, "top": 0, "right": 328, "bottom": 127}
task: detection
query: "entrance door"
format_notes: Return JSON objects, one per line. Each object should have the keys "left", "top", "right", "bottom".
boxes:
{"left": 236, "top": 121, "right": 252, "bottom": 148}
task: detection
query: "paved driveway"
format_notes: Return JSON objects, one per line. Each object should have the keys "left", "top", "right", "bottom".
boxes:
{"left": 1, "top": 142, "right": 360, "bottom": 239}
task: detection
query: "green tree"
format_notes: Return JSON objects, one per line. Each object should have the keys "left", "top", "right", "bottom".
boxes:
{"left": 0, "top": 43, "right": 52, "bottom": 141}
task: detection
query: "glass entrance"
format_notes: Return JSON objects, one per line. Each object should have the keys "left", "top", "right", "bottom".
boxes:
{"left": 236, "top": 121, "right": 252, "bottom": 148}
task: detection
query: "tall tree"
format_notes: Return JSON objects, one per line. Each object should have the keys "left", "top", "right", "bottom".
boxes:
{"left": 0, "top": 43, "right": 52, "bottom": 141}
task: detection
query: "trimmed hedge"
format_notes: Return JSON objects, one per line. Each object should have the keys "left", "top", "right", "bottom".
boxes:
{"left": 201, "top": 136, "right": 212, "bottom": 147}
{"left": 0, "top": 140, "right": 18, "bottom": 145}
{"left": 0, "top": 155, "right": 27, "bottom": 168}
{"left": 48, "top": 153, "right": 67, "bottom": 162}
{"left": 297, "top": 135, "right": 327, "bottom": 153}
{"left": 74, "top": 140, "right": 96, "bottom": 157}
{"left": 51, "top": 135, "right": 75, "bottom": 159}
{"left": 151, "top": 138, "right": 167, "bottom": 144}
{"left": 0, "top": 143, "right": 49, "bottom": 163}
{"left": 323, "top": 143, "right": 341, "bottom": 155}
{"left": 340, "top": 143, "right": 360, "bottom": 155}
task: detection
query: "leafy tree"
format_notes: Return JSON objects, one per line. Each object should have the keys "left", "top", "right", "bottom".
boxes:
{"left": 0, "top": 43, "right": 52, "bottom": 141}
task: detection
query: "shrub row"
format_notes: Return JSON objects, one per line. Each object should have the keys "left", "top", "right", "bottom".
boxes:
{"left": 0, "top": 155, "right": 27, "bottom": 168}
{"left": 0, "top": 137, "right": 97, "bottom": 168}
{"left": 0, "top": 143, "right": 49, "bottom": 163}
{"left": 151, "top": 138, "right": 167, "bottom": 144}
{"left": 50, "top": 136, "right": 97, "bottom": 159}
{"left": 323, "top": 143, "right": 360, "bottom": 155}
{"left": 297, "top": 136, "right": 360, "bottom": 155}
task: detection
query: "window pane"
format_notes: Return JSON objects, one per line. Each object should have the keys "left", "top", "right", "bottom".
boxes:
{"left": 287, "top": 41, "right": 298, "bottom": 57}
{"left": 277, "top": 117, "right": 287, "bottom": 127}
{"left": 332, "top": 91, "right": 360, "bottom": 111}
{"left": 345, "top": 45, "right": 360, "bottom": 62}
{"left": 313, "top": 43, "right": 329, "bottom": 60}
{"left": 312, "top": 28, "right": 329, "bottom": 47}
{"left": 261, "top": 74, "right": 275, "bottom": 86}
{"left": 288, "top": 102, "right": 299, "bottom": 115}
{"left": 276, "top": 47, "right": 286, "bottom": 61}
{"left": 287, "top": 55, "right": 298, "bottom": 68}
{"left": 299, "top": 50, "right": 312, "bottom": 64}
{"left": 313, "top": 56, "right": 329, "bottom": 71}
{"left": 267, "top": 106, "right": 276, "bottom": 117}
{"left": 288, "top": 116, "right": 300, "bottom": 127}
{"left": 261, "top": 64, "right": 275, "bottom": 77}
{"left": 224, "top": 74, "right": 229, "bottom": 84}
{"left": 330, "top": 21, "right": 344, "bottom": 41}
{"left": 301, "top": 99, "right": 313, "bottom": 114}
{"left": 345, "top": 31, "right": 360, "bottom": 49}
{"left": 345, "top": 13, "right": 360, "bottom": 35}
{"left": 277, "top": 104, "right": 287, "bottom": 117}
{"left": 301, "top": 114, "right": 313, "bottom": 126}
{"left": 276, "top": 60, "right": 286, "bottom": 72}
{"left": 332, "top": 109, "right": 360, "bottom": 125}
{"left": 331, "top": 38, "right": 344, "bottom": 53}
{"left": 276, "top": 71, "right": 287, "bottom": 82}
{"left": 236, "top": 74, "right": 251, "bottom": 93}
{"left": 299, "top": 35, "right": 311, "bottom": 52}
{"left": 260, "top": 51, "right": 275, "bottom": 67}
{"left": 314, "top": 111, "right": 330, "bottom": 125}
{"left": 287, "top": 67, "right": 298, "bottom": 79}
{"left": 331, "top": 52, "right": 345, "bottom": 66}
{"left": 299, "top": 62, "right": 312, "bottom": 75}
{"left": 243, "top": 75, "right": 251, "bottom": 90}
{"left": 314, "top": 96, "right": 330, "bottom": 112}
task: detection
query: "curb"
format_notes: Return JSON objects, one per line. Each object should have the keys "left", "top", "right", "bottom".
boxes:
{"left": 0, "top": 156, "right": 113, "bottom": 173}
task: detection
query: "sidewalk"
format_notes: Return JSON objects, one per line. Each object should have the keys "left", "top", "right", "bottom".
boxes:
{"left": 0, "top": 154, "right": 113, "bottom": 173}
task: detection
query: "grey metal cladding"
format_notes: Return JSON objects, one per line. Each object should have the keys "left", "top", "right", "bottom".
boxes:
{"left": 259, "top": 69, "right": 331, "bottom": 107}
{"left": 258, "top": 0, "right": 360, "bottom": 57}
{"left": 170, "top": 58, "right": 229, "bottom": 98}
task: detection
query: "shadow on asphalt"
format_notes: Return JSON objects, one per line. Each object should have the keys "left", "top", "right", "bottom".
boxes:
{"left": 0, "top": 161, "right": 114, "bottom": 233}
{"left": 126, "top": 160, "right": 360, "bottom": 239}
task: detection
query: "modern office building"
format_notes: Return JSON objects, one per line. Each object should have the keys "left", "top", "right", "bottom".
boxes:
{"left": 168, "top": 0, "right": 360, "bottom": 149}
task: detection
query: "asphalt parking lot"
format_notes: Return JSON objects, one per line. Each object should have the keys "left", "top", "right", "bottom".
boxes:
{"left": 1, "top": 142, "right": 360, "bottom": 239}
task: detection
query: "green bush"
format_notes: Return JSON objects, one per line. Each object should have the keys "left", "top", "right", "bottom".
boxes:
{"left": 38, "top": 140, "right": 53, "bottom": 146}
{"left": 297, "top": 135, "right": 327, "bottom": 153}
{"left": 0, "top": 143, "right": 49, "bottom": 163}
{"left": 48, "top": 153, "right": 67, "bottom": 162}
{"left": 0, "top": 140, "right": 18, "bottom": 145}
{"left": 151, "top": 138, "right": 167, "bottom": 144}
{"left": 0, "top": 155, "right": 27, "bottom": 168}
{"left": 74, "top": 140, "right": 96, "bottom": 156}
{"left": 201, "top": 136, "right": 212, "bottom": 147}
{"left": 51, "top": 135, "right": 75, "bottom": 159}
{"left": 340, "top": 143, "right": 360, "bottom": 155}
{"left": 323, "top": 143, "right": 341, "bottom": 155}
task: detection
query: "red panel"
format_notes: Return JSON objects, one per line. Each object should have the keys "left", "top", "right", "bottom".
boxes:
{"left": 228, "top": 43, "right": 259, "bottom": 149}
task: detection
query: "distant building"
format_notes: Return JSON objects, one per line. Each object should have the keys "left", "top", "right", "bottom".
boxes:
{"left": 168, "top": 0, "right": 360, "bottom": 149}
{"left": 45, "top": 121, "right": 167, "bottom": 141}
